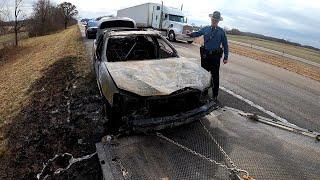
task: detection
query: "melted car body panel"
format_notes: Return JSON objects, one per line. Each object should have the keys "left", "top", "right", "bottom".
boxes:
{"left": 105, "top": 57, "right": 211, "bottom": 96}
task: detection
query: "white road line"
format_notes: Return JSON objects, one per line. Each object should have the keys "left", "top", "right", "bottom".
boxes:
{"left": 220, "top": 86, "right": 297, "bottom": 126}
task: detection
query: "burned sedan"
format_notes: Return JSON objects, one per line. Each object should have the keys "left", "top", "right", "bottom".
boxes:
{"left": 93, "top": 29, "right": 217, "bottom": 130}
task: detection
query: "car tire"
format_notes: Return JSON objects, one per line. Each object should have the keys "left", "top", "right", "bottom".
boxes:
{"left": 187, "top": 41, "right": 193, "bottom": 44}
{"left": 168, "top": 31, "right": 176, "bottom": 42}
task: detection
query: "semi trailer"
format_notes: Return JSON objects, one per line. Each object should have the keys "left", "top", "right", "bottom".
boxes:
{"left": 117, "top": 3, "right": 194, "bottom": 43}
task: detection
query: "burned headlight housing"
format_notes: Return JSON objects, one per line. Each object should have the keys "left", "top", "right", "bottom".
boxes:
{"left": 113, "top": 90, "right": 146, "bottom": 115}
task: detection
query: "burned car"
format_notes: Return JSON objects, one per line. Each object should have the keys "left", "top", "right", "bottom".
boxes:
{"left": 93, "top": 29, "right": 217, "bottom": 130}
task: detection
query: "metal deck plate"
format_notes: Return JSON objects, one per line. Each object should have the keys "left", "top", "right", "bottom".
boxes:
{"left": 96, "top": 108, "right": 320, "bottom": 180}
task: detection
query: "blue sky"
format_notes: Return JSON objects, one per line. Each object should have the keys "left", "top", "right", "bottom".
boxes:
{"left": 3, "top": 0, "right": 320, "bottom": 48}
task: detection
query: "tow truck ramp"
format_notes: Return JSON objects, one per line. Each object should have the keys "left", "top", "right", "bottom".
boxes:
{"left": 96, "top": 107, "right": 320, "bottom": 180}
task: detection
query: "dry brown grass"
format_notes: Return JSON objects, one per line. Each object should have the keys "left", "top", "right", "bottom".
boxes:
{"left": 228, "top": 34, "right": 320, "bottom": 63}
{"left": 194, "top": 37, "right": 320, "bottom": 82}
{"left": 0, "top": 25, "right": 86, "bottom": 125}
{"left": 229, "top": 44, "right": 320, "bottom": 81}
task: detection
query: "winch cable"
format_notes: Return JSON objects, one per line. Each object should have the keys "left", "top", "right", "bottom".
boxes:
{"left": 224, "top": 107, "right": 320, "bottom": 141}
{"left": 155, "top": 119, "right": 255, "bottom": 180}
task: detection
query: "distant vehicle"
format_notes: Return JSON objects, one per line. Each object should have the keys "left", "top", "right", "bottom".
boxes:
{"left": 85, "top": 20, "right": 98, "bottom": 39}
{"left": 92, "top": 29, "right": 215, "bottom": 130}
{"left": 117, "top": 3, "right": 194, "bottom": 43}
{"left": 80, "top": 18, "right": 90, "bottom": 25}
{"left": 95, "top": 17, "right": 136, "bottom": 41}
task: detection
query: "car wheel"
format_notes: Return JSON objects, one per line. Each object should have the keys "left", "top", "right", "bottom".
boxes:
{"left": 168, "top": 31, "right": 176, "bottom": 42}
{"left": 187, "top": 41, "right": 193, "bottom": 44}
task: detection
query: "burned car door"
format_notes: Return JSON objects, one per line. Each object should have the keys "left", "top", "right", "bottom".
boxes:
{"left": 95, "top": 35, "right": 118, "bottom": 105}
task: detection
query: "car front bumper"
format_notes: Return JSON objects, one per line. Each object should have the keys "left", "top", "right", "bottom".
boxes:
{"left": 126, "top": 100, "right": 218, "bottom": 132}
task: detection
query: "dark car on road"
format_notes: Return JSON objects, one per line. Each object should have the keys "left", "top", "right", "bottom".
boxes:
{"left": 93, "top": 29, "right": 217, "bottom": 131}
{"left": 85, "top": 20, "right": 98, "bottom": 39}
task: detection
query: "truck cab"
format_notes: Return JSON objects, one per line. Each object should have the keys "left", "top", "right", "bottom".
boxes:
{"left": 153, "top": 5, "right": 194, "bottom": 43}
{"left": 117, "top": 3, "right": 194, "bottom": 43}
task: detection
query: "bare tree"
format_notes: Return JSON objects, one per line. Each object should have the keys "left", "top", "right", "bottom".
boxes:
{"left": 29, "top": 0, "right": 66, "bottom": 36}
{"left": 0, "top": 0, "right": 9, "bottom": 35}
{"left": 38, "top": 0, "right": 49, "bottom": 30}
{"left": 58, "top": 2, "right": 78, "bottom": 29}
{"left": 14, "top": 0, "right": 23, "bottom": 46}
{"left": 0, "top": 7, "right": 4, "bottom": 35}
{"left": 32, "top": 0, "right": 50, "bottom": 35}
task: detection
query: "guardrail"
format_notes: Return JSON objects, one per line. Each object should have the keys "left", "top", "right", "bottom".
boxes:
{"left": 230, "top": 40, "right": 320, "bottom": 68}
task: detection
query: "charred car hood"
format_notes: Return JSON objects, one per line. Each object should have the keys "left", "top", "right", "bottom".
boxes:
{"left": 106, "top": 57, "right": 211, "bottom": 96}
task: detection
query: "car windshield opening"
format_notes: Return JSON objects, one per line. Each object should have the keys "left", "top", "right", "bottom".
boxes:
{"left": 106, "top": 35, "right": 177, "bottom": 62}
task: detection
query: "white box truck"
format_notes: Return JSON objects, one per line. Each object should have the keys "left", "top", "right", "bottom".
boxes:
{"left": 117, "top": 3, "right": 194, "bottom": 43}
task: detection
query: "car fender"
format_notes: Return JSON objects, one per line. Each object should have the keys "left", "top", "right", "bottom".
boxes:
{"left": 99, "top": 62, "right": 119, "bottom": 106}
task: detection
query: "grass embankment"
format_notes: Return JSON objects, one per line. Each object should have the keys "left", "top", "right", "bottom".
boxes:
{"left": 0, "top": 26, "right": 86, "bottom": 123}
{"left": 194, "top": 37, "right": 320, "bottom": 82}
{"left": 0, "top": 26, "right": 103, "bottom": 179}
{"left": 0, "top": 32, "right": 28, "bottom": 44}
{"left": 228, "top": 34, "right": 320, "bottom": 64}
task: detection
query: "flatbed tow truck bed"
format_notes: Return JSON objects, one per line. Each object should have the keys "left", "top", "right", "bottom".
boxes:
{"left": 96, "top": 107, "right": 320, "bottom": 179}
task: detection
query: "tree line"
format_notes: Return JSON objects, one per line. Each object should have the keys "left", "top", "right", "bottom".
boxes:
{"left": 0, "top": 0, "right": 78, "bottom": 46}
{"left": 28, "top": 0, "right": 78, "bottom": 37}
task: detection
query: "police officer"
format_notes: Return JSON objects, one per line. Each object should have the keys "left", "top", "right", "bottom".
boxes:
{"left": 187, "top": 11, "right": 229, "bottom": 100}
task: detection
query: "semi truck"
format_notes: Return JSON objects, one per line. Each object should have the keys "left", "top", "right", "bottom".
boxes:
{"left": 117, "top": 2, "right": 194, "bottom": 43}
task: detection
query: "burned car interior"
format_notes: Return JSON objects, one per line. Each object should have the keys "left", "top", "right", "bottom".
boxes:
{"left": 106, "top": 35, "right": 178, "bottom": 62}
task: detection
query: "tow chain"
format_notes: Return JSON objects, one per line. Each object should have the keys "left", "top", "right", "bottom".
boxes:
{"left": 155, "top": 119, "right": 254, "bottom": 180}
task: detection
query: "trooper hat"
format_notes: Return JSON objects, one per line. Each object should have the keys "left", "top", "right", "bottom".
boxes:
{"left": 209, "top": 11, "right": 223, "bottom": 21}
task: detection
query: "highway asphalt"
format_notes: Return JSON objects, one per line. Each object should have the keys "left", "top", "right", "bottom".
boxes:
{"left": 79, "top": 25, "right": 320, "bottom": 132}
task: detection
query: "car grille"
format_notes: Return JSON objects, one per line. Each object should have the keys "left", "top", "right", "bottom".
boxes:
{"left": 146, "top": 89, "right": 202, "bottom": 117}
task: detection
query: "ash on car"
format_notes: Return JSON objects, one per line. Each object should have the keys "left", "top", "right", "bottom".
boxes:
{"left": 93, "top": 29, "right": 217, "bottom": 131}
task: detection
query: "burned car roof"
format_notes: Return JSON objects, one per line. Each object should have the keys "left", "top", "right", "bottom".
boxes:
{"left": 106, "top": 57, "right": 211, "bottom": 96}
